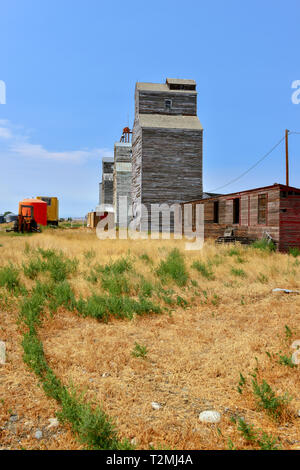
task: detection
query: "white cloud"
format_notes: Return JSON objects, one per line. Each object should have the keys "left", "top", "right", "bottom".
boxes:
{"left": 10, "top": 141, "right": 102, "bottom": 163}
{"left": 0, "top": 127, "right": 12, "bottom": 139}
{"left": 0, "top": 120, "right": 112, "bottom": 163}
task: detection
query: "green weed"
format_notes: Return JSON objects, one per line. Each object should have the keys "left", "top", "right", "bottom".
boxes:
{"left": 0, "top": 265, "right": 21, "bottom": 293}
{"left": 191, "top": 261, "right": 214, "bottom": 280}
{"left": 76, "top": 294, "right": 161, "bottom": 322}
{"left": 139, "top": 253, "right": 152, "bottom": 264}
{"left": 140, "top": 279, "right": 154, "bottom": 297}
{"left": 231, "top": 268, "right": 246, "bottom": 278}
{"left": 278, "top": 354, "right": 297, "bottom": 368}
{"left": 176, "top": 295, "right": 188, "bottom": 308}
{"left": 23, "top": 258, "right": 46, "bottom": 280}
{"left": 251, "top": 378, "right": 291, "bottom": 420}
{"left": 156, "top": 249, "right": 188, "bottom": 287}
{"left": 237, "top": 373, "right": 246, "bottom": 394}
{"left": 131, "top": 342, "right": 148, "bottom": 359}
{"left": 288, "top": 247, "right": 300, "bottom": 258}
{"left": 100, "top": 258, "right": 132, "bottom": 276}
{"left": 101, "top": 275, "right": 130, "bottom": 296}
{"left": 257, "top": 273, "right": 268, "bottom": 283}
{"left": 228, "top": 248, "right": 240, "bottom": 256}
{"left": 284, "top": 325, "right": 293, "bottom": 339}
{"left": 232, "top": 416, "right": 281, "bottom": 450}
{"left": 252, "top": 239, "right": 276, "bottom": 252}
{"left": 83, "top": 249, "right": 96, "bottom": 261}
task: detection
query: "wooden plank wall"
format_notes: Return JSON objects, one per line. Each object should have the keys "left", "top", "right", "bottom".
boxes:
{"left": 138, "top": 91, "right": 197, "bottom": 116}
{"left": 131, "top": 121, "right": 143, "bottom": 228}
{"left": 280, "top": 195, "right": 300, "bottom": 250}
{"left": 141, "top": 128, "right": 203, "bottom": 231}
{"left": 113, "top": 143, "right": 132, "bottom": 228}
{"left": 241, "top": 195, "right": 248, "bottom": 225}
{"left": 102, "top": 161, "right": 114, "bottom": 205}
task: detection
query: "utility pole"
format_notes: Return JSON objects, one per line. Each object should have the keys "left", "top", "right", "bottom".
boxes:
{"left": 285, "top": 129, "right": 289, "bottom": 186}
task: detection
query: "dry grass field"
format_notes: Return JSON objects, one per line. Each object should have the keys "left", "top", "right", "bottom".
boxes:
{"left": 0, "top": 226, "right": 299, "bottom": 450}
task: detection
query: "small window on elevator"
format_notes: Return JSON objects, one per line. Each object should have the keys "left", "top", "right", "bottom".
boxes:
{"left": 233, "top": 198, "right": 240, "bottom": 224}
{"left": 165, "top": 99, "right": 172, "bottom": 111}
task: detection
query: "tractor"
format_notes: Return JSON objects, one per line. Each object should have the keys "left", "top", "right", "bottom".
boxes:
{"left": 6, "top": 199, "right": 47, "bottom": 233}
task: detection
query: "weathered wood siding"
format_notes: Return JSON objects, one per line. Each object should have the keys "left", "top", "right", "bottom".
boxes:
{"left": 142, "top": 128, "right": 202, "bottom": 203}
{"left": 132, "top": 80, "right": 203, "bottom": 232}
{"left": 138, "top": 128, "right": 202, "bottom": 231}
{"left": 131, "top": 120, "right": 143, "bottom": 226}
{"left": 182, "top": 186, "right": 293, "bottom": 248}
{"left": 138, "top": 91, "right": 197, "bottom": 116}
{"left": 280, "top": 192, "right": 300, "bottom": 251}
{"left": 102, "top": 160, "right": 114, "bottom": 205}
{"left": 113, "top": 143, "right": 132, "bottom": 227}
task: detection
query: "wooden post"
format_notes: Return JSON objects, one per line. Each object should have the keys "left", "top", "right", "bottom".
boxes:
{"left": 285, "top": 129, "right": 289, "bottom": 187}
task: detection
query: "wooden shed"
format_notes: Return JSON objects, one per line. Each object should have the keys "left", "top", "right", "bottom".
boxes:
{"left": 87, "top": 211, "right": 102, "bottom": 229}
{"left": 132, "top": 78, "right": 203, "bottom": 232}
{"left": 182, "top": 184, "right": 300, "bottom": 251}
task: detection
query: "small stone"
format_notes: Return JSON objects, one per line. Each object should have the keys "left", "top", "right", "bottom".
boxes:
{"left": 9, "top": 415, "right": 18, "bottom": 423}
{"left": 151, "top": 402, "right": 162, "bottom": 410}
{"left": 35, "top": 430, "right": 43, "bottom": 440}
{"left": 47, "top": 418, "right": 59, "bottom": 429}
{"left": 0, "top": 342, "right": 6, "bottom": 365}
{"left": 102, "top": 372, "right": 110, "bottom": 378}
{"left": 297, "top": 410, "right": 300, "bottom": 418}
{"left": 199, "top": 410, "right": 221, "bottom": 424}
{"left": 24, "top": 421, "right": 33, "bottom": 428}
{"left": 131, "top": 437, "right": 137, "bottom": 446}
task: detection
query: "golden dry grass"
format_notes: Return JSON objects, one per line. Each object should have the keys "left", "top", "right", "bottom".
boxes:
{"left": 0, "top": 227, "right": 299, "bottom": 449}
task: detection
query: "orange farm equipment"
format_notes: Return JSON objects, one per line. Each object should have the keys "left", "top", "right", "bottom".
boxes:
{"left": 7, "top": 198, "right": 48, "bottom": 233}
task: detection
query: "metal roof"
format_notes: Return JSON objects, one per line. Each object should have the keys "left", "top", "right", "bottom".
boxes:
{"left": 166, "top": 78, "right": 196, "bottom": 85}
{"left": 182, "top": 184, "right": 300, "bottom": 204}
{"left": 202, "top": 192, "right": 223, "bottom": 199}
{"left": 138, "top": 113, "right": 203, "bottom": 130}
{"left": 114, "top": 142, "right": 132, "bottom": 148}
{"left": 136, "top": 82, "right": 197, "bottom": 94}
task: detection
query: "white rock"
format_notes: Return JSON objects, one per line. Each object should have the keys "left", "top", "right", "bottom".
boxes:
{"left": 35, "top": 430, "right": 43, "bottom": 440}
{"left": 0, "top": 342, "right": 6, "bottom": 365}
{"left": 272, "top": 288, "right": 300, "bottom": 294}
{"left": 102, "top": 372, "right": 110, "bottom": 378}
{"left": 131, "top": 437, "right": 137, "bottom": 446}
{"left": 199, "top": 410, "right": 221, "bottom": 424}
{"left": 151, "top": 402, "right": 161, "bottom": 410}
{"left": 9, "top": 415, "right": 18, "bottom": 423}
{"left": 47, "top": 418, "right": 59, "bottom": 429}
{"left": 297, "top": 410, "right": 300, "bottom": 418}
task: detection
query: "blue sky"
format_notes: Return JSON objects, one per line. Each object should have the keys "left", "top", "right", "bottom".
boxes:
{"left": 0, "top": 0, "right": 299, "bottom": 217}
